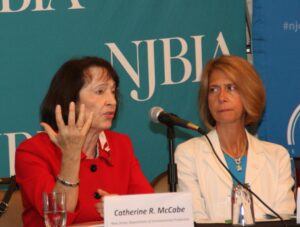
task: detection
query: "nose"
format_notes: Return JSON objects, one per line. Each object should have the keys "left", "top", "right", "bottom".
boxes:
{"left": 218, "top": 88, "right": 228, "bottom": 102}
{"left": 106, "top": 91, "right": 117, "bottom": 106}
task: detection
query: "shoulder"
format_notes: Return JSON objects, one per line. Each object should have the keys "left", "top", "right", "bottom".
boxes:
{"left": 248, "top": 133, "right": 289, "bottom": 159}
{"left": 104, "top": 130, "right": 137, "bottom": 160}
{"left": 16, "top": 132, "right": 59, "bottom": 163}
{"left": 104, "top": 130, "right": 129, "bottom": 138}
{"left": 176, "top": 136, "right": 204, "bottom": 152}
{"left": 175, "top": 129, "right": 216, "bottom": 158}
{"left": 104, "top": 130, "right": 131, "bottom": 142}
{"left": 104, "top": 130, "right": 133, "bottom": 153}
{"left": 17, "top": 132, "right": 53, "bottom": 150}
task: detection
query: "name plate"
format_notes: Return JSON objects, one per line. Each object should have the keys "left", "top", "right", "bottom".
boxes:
{"left": 104, "top": 192, "right": 193, "bottom": 227}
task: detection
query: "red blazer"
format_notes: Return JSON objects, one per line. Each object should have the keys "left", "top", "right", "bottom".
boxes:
{"left": 15, "top": 130, "right": 153, "bottom": 227}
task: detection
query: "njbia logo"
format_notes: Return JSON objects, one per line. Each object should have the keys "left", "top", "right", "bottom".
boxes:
{"left": 287, "top": 104, "right": 300, "bottom": 154}
{"left": 0, "top": 0, "right": 84, "bottom": 12}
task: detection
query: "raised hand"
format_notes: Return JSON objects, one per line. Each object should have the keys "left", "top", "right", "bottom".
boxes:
{"left": 41, "top": 102, "right": 93, "bottom": 159}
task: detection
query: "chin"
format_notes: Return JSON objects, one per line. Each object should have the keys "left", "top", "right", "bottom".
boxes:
{"left": 101, "top": 123, "right": 113, "bottom": 130}
{"left": 90, "top": 124, "right": 112, "bottom": 132}
{"left": 92, "top": 119, "right": 113, "bottom": 130}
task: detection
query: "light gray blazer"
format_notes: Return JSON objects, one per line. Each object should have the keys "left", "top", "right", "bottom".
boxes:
{"left": 175, "top": 129, "right": 295, "bottom": 223}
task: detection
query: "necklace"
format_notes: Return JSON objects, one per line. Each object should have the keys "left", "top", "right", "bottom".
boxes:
{"left": 234, "top": 157, "right": 243, "bottom": 172}
{"left": 221, "top": 140, "right": 248, "bottom": 172}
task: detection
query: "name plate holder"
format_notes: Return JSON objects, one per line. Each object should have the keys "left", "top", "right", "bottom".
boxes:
{"left": 104, "top": 192, "right": 193, "bottom": 227}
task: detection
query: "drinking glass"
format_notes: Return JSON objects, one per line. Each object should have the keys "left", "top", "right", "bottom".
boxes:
{"left": 43, "top": 192, "right": 66, "bottom": 227}
{"left": 231, "top": 184, "right": 255, "bottom": 226}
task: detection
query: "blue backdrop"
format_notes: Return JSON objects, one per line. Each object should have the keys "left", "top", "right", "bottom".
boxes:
{"left": 253, "top": 0, "right": 300, "bottom": 157}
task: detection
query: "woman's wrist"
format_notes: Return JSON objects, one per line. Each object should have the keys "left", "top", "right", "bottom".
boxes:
{"left": 56, "top": 175, "right": 80, "bottom": 187}
{"left": 61, "top": 150, "right": 81, "bottom": 162}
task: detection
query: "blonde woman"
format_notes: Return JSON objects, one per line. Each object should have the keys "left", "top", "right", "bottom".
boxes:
{"left": 175, "top": 55, "right": 295, "bottom": 223}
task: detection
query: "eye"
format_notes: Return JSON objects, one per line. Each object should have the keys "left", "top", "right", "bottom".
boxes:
{"left": 209, "top": 86, "right": 219, "bottom": 94}
{"left": 111, "top": 87, "right": 117, "bottom": 95}
{"left": 226, "top": 84, "right": 237, "bottom": 92}
{"left": 95, "top": 89, "right": 104, "bottom": 95}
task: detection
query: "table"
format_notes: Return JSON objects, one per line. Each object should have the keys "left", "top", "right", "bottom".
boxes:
{"left": 68, "top": 221, "right": 103, "bottom": 226}
{"left": 69, "top": 220, "right": 299, "bottom": 227}
{"left": 194, "top": 219, "right": 299, "bottom": 227}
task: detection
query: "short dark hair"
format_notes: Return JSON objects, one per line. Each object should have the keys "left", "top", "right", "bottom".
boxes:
{"left": 40, "top": 56, "right": 119, "bottom": 130}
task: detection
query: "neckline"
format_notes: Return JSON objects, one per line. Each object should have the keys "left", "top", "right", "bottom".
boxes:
{"left": 220, "top": 139, "right": 248, "bottom": 159}
{"left": 224, "top": 152, "right": 246, "bottom": 160}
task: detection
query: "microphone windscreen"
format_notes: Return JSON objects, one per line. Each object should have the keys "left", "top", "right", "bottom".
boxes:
{"left": 149, "top": 106, "right": 164, "bottom": 123}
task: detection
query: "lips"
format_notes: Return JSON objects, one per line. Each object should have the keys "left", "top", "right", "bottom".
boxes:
{"left": 218, "top": 109, "right": 232, "bottom": 113}
{"left": 103, "top": 111, "right": 115, "bottom": 119}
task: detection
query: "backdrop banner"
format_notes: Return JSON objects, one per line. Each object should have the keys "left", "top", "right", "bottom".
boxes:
{"left": 253, "top": 0, "right": 300, "bottom": 157}
{"left": 0, "top": 0, "right": 245, "bottom": 179}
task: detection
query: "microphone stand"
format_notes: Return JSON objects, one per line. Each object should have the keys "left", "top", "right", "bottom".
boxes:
{"left": 166, "top": 125, "right": 177, "bottom": 192}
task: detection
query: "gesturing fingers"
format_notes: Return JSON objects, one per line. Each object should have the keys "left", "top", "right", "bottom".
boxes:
{"left": 55, "top": 104, "right": 66, "bottom": 131}
{"left": 40, "top": 122, "right": 58, "bottom": 144}
{"left": 68, "top": 102, "right": 76, "bottom": 127}
{"left": 76, "top": 104, "right": 85, "bottom": 130}
{"left": 55, "top": 102, "right": 92, "bottom": 134}
{"left": 48, "top": 102, "right": 93, "bottom": 151}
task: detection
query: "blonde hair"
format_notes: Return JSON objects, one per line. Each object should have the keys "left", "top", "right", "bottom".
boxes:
{"left": 199, "top": 55, "right": 266, "bottom": 129}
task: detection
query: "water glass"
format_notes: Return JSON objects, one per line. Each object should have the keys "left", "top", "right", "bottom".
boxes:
{"left": 43, "top": 192, "right": 67, "bottom": 227}
{"left": 231, "top": 184, "right": 255, "bottom": 226}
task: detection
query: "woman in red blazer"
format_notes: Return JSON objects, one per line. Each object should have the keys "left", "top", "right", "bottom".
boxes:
{"left": 15, "top": 57, "right": 153, "bottom": 227}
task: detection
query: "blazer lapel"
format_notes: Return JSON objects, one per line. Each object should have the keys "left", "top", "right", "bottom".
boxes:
{"left": 203, "top": 130, "right": 233, "bottom": 188}
{"left": 245, "top": 132, "right": 266, "bottom": 186}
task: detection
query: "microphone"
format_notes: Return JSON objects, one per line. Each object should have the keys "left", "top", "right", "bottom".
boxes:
{"left": 149, "top": 106, "right": 206, "bottom": 134}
